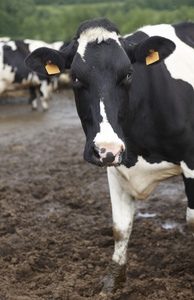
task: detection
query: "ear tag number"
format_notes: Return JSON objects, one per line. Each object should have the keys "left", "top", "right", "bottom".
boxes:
{"left": 146, "top": 49, "right": 160, "bottom": 65}
{"left": 45, "top": 60, "right": 60, "bottom": 75}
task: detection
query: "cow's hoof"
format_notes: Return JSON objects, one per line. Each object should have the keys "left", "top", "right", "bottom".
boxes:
{"left": 31, "top": 107, "right": 38, "bottom": 111}
{"left": 98, "top": 260, "right": 126, "bottom": 294}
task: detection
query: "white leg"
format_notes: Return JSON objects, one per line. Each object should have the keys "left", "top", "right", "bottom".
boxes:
{"left": 32, "top": 99, "right": 38, "bottom": 110}
{"left": 99, "top": 167, "right": 135, "bottom": 294}
{"left": 108, "top": 166, "right": 135, "bottom": 265}
{"left": 40, "top": 97, "right": 48, "bottom": 110}
{"left": 39, "top": 80, "right": 52, "bottom": 110}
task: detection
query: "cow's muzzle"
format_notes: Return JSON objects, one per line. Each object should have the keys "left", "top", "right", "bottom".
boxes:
{"left": 92, "top": 144, "right": 124, "bottom": 167}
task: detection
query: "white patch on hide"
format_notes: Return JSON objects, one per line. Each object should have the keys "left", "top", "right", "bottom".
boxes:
{"left": 0, "top": 37, "right": 10, "bottom": 42}
{"left": 25, "top": 39, "right": 64, "bottom": 52}
{"left": 181, "top": 161, "right": 194, "bottom": 179}
{"left": 114, "top": 156, "right": 181, "bottom": 200}
{"left": 3, "top": 40, "right": 17, "bottom": 51}
{"left": 25, "top": 39, "right": 50, "bottom": 52}
{"left": 140, "top": 24, "right": 194, "bottom": 89}
{"left": 77, "top": 27, "right": 121, "bottom": 61}
{"left": 0, "top": 43, "right": 16, "bottom": 94}
{"left": 50, "top": 41, "right": 64, "bottom": 50}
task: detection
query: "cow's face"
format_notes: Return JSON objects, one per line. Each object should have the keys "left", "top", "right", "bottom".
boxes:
{"left": 25, "top": 18, "right": 175, "bottom": 167}
{"left": 70, "top": 28, "right": 132, "bottom": 166}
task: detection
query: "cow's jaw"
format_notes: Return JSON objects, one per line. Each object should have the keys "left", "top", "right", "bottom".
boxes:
{"left": 93, "top": 100, "right": 125, "bottom": 167}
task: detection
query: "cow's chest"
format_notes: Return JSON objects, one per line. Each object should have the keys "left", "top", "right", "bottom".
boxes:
{"left": 114, "top": 156, "right": 182, "bottom": 200}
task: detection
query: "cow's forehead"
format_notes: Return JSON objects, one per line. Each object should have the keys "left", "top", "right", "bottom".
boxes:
{"left": 77, "top": 27, "right": 121, "bottom": 61}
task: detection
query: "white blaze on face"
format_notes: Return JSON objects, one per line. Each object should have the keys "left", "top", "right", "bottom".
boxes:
{"left": 77, "top": 27, "right": 121, "bottom": 61}
{"left": 93, "top": 100, "right": 125, "bottom": 163}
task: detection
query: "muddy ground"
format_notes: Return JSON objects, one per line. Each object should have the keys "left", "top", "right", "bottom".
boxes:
{"left": 0, "top": 89, "right": 194, "bottom": 300}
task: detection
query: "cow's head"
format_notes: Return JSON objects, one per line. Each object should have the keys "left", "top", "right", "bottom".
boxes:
{"left": 25, "top": 18, "right": 175, "bottom": 167}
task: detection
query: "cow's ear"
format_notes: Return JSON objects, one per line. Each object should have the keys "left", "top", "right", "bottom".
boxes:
{"left": 25, "top": 47, "right": 65, "bottom": 77}
{"left": 25, "top": 40, "right": 78, "bottom": 77}
{"left": 123, "top": 36, "right": 176, "bottom": 65}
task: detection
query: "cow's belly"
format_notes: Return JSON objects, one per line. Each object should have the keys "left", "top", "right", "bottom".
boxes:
{"left": 115, "top": 156, "right": 182, "bottom": 200}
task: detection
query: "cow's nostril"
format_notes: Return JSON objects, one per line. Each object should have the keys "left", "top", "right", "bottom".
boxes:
{"left": 100, "top": 148, "right": 106, "bottom": 154}
{"left": 102, "top": 152, "right": 115, "bottom": 164}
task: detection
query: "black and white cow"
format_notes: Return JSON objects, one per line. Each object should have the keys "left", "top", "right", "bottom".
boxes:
{"left": 25, "top": 18, "right": 194, "bottom": 293}
{"left": 0, "top": 39, "right": 67, "bottom": 110}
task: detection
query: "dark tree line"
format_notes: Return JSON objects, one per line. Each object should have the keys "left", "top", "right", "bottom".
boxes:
{"left": 0, "top": 0, "right": 193, "bottom": 43}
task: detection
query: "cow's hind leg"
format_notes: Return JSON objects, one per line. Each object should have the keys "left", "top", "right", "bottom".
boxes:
{"left": 99, "top": 167, "right": 135, "bottom": 294}
{"left": 181, "top": 161, "right": 194, "bottom": 234}
{"left": 39, "top": 80, "right": 52, "bottom": 110}
{"left": 29, "top": 86, "right": 38, "bottom": 110}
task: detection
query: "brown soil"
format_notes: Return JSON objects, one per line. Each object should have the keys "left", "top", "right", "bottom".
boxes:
{"left": 0, "top": 89, "right": 194, "bottom": 300}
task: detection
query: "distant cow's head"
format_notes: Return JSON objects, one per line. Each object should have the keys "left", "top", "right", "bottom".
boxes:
{"left": 25, "top": 18, "right": 175, "bottom": 167}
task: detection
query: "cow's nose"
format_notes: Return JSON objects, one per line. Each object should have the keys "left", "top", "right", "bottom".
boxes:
{"left": 93, "top": 144, "right": 124, "bottom": 166}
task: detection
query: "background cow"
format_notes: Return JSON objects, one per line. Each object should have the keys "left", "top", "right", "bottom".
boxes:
{"left": 25, "top": 18, "right": 194, "bottom": 293}
{"left": 0, "top": 39, "right": 68, "bottom": 110}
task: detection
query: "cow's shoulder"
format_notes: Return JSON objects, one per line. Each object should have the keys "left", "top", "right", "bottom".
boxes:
{"left": 14, "top": 40, "right": 30, "bottom": 56}
{"left": 2, "top": 40, "right": 17, "bottom": 52}
{"left": 173, "top": 21, "right": 194, "bottom": 49}
{"left": 2, "top": 40, "right": 29, "bottom": 54}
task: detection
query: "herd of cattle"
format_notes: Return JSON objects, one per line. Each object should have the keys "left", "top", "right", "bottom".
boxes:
{"left": 0, "top": 38, "right": 70, "bottom": 110}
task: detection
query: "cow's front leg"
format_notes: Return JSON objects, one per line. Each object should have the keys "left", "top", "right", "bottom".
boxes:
{"left": 99, "top": 167, "right": 135, "bottom": 294}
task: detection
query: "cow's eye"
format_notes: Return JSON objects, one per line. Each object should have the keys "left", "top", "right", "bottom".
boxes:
{"left": 126, "top": 71, "right": 132, "bottom": 81}
{"left": 70, "top": 73, "right": 79, "bottom": 83}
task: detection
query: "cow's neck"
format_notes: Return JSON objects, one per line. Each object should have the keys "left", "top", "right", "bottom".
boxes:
{"left": 124, "top": 63, "right": 176, "bottom": 165}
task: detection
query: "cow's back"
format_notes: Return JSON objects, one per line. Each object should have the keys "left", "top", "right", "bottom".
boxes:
{"left": 173, "top": 21, "right": 194, "bottom": 48}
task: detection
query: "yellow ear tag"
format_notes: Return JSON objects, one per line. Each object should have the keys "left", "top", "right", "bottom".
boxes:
{"left": 45, "top": 60, "right": 60, "bottom": 75}
{"left": 146, "top": 49, "right": 160, "bottom": 65}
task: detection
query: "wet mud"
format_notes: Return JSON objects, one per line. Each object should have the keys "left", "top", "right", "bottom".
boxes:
{"left": 0, "top": 89, "right": 194, "bottom": 300}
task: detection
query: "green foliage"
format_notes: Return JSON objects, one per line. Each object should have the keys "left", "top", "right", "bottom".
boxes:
{"left": 123, "top": 0, "right": 194, "bottom": 11}
{"left": 0, "top": 0, "right": 36, "bottom": 38}
{"left": 0, "top": 0, "right": 194, "bottom": 43}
